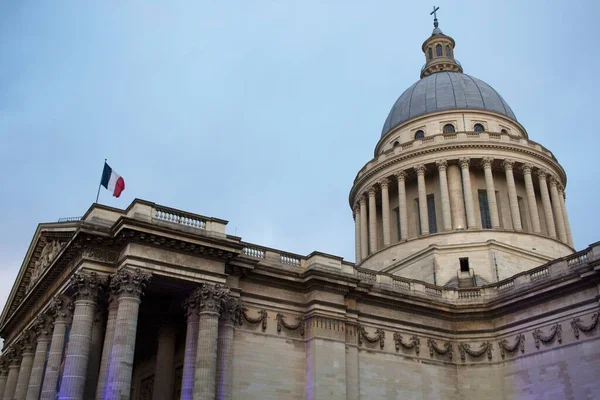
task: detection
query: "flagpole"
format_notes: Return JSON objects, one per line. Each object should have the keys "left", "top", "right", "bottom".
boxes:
{"left": 95, "top": 158, "right": 107, "bottom": 204}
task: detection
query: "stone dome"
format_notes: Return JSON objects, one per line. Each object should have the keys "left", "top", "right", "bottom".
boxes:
{"left": 381, "top": 71, "right": 517, "bottom": 137}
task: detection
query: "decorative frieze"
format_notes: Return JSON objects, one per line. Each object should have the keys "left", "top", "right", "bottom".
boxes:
{"left": 393, "top": 332, "right": 420, "bottom": 355}
{"left": 110, "top": 268, "right": 152, "bottom": 299}
{"left": 82, "top": 247, "right": 119, "bottom": 263}
{"left": 498, "top": 334, "right": 525, "bottom": 359}
{"left": 427, "top": 339, "right": 453, "bottom": 361}
{"left": 458, "top": 342, "right": 493, "bottom": 361}
{"left": 242, "top": 309, "right": 268, "bottom": 331}
{"left": 276, "top": 313, "right": 305, "bottom": 337}
{"left": 532, "top": 323, "right": 562, "bottom": 349}
{"left": 27, "top": 239, "right": 65, "bottom": 293}
{"left": 357, "top": 325, "right": 385, "bottom": 349}
{"left": 571, "top": 313, "right": 599, "bottom": 339}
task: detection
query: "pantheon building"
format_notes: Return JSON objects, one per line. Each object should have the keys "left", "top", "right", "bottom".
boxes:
{"left": 1, "top": 16, "right": 599, "bottom": 400}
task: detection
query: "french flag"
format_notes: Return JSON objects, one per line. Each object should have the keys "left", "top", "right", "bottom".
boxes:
{"left": 100, "top": 162, "right": 125, "bottom": 198}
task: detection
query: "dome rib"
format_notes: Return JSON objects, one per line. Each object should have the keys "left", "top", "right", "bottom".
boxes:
{"left": 382, "top": 72, "right": 517, "bottom": 137}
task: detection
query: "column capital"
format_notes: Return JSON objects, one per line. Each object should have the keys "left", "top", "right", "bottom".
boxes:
{"left": 536, "top": 169, "right": 548, "bottom": 181}
{"left": 195, "top": 283, "right": 229, "bottom": 314}
{"left": 548, "top": 175, "right": 559, "bottom": 187}
{"left": 220, "top": 295, "right": 244, "bottom": 325}
{"left": 502, "top": 159, "right": 515, "bottom": 170}
{"left": 414, "top": 164, "right": 426, "bottom": 176}
{"left": 182, "top": 293, "right": 200, "bottom": 320}
{"left": 70, "top": 271, "right": 108, "bottom": 302}
{"left": 521, "top": 163, "right": 534, "bottom": 174}
{"left": 110, "top": 267, "right": 152, "bottom": 300}
{"left": 394, "top": 170, "right": 406, "bottom": 181}
{"left": 379, "top": 178, "right": 389, "bottom": 189}
{"left": 16, "top": 330, "right": 36, "bottom": 355}
{"left": 0, "top": 357, "right": 7, "bottom": 377}
{"left": 557, "top": 183, "right": 565, "bottom": 193}
{"left": 458, "top": 157, "right": 470, "bottom": 169}
{"left": 352, "top": 203, "right": 360, "bottom": 214}
{"left": 5, "top": 347, "right": 21, "bottom": 367}
{"left": 481, "top": 157, "right": 494, "bottom": 169}
{"left": 358, "top": 196, "right": 367, "bottom": 206}
{"left": 367, "top": 188, "right": 377, "bottom": 197}
{"left": 435, "top": 160, "right": 448, "bottom": 171}
{"left": 32, "top": 313, "right": 53, "bottom": 341}
{"left": 50, "top": 295, "right": 74, "bottom": 323}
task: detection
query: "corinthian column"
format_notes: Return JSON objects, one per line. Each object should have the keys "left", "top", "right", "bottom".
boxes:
{"left": 216, "top": 296, "right": 242, "bottom": 400}
{"left": 26, "top": 315, "right": 52, "bottom": 400}
{"left": 436, "top": 160, "right": 452, "bottom": 231}
{"left": 13, "top": 332, "right": 35, "bottom": 400}
{"left": 447, "top": 163, "right": 466, "bottom": 230}
{"left": 3, "top": 348, "right": 21, "bottom": 400}
{"left": 481, "top": 157, "right": 500, "bottom": 228}
{"left": 380, "top": 179, "right": 391, "bottom": 246}
{"left": 503, "top": 159, "right": 522, "bottom": 231}
{"left": 558, "top": 185, "right": 574, "bottom": 248}
{"left": 549, "top": 176, "right": 567, "bottom": 243}
{"left": 353, "top": 204, "right": 361, "bottom": 263}
{"left": 367, "top": 188, "right": 378, "bottom": 252}
{"left": 459, "top": 158, "right": 477, "bottom": 229}
{"left": 396, "top": 171, "right": 408, "bottom": 240}
{"left": 0, "top": 362, "right": 7, "bottom": 400}
{"left": 415, "top": 164, "right": 429, "bottom": 235}
{"left": 537, "top": 170, "right": 557, "bottom": 238}
{"left": 193, "top": 283, "right": 228, "bottom": 400}
{"left": 152, "top": 324, "right": 176, "bottom": 400}
{"left": 40, "top": 296, "right": 73, "bottom": 400}
{"left": 522, "top": 164, "right": 542, "bottom": 233}
{"left": 83, "top": 309, "right": 105, "bottom": 400}
{"left": 181, "top": 295, "right": 200, "bottom": 400}
{"left": 59, "top": 272, "right": 107, "bottom": 400}
{"left": 359, "top": 197, "right": 368, "bottom": 259}
{"left": 95, "top": 297, "right": 118, "bottom": 400}
{"left": 105, "top": 268, "right": 151, "bottom": 400}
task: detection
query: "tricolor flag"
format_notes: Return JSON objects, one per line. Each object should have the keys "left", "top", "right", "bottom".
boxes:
{"left": 100, "top": 162, "right": 125, "bottom": 198}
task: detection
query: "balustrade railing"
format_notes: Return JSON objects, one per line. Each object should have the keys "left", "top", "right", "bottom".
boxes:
{"left": 458, "top": 289, "right": 481, "bottom": 299}
{"left": 281, "top": 254, "right": 301, "bottom": 266}
{"left": 529, "top": 267, "right": 549, "bottom": 281}
{"left": 497, "top": 279, "right": 515, "bottom": 291}
{"left": 392, "top": 277, "right": 411, "bottom": 291}
{"left": 357, "top": 268, "right": 377, "bottom": 282}
{"left": 566, "top": 251, "right": 588, "bottom": 268}
{"left": 58, "top": 216, "right": 81, "bottom": 223}
{"left": 154, "top": 207, "right": 206, "bottom": 230}
{"left": 242, "top": 246, "right": 266, "bottom": 259}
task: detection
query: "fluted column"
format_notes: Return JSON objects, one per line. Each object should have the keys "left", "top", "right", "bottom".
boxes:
{"left": 359, "top": 197, "right": 368, "bottom": 259}
{"left": 380, "top": 179, "right": 391, "bottom": 246}
{"left": 558, "top": 185, "right": 574, "bottom": 248}
{"left": 40, "top": 296, "right": 73, "bottom": 400}
{"left": 436, "top": 160, "right": 452, "bottom": 231}
{"left": 13, "top": 333, "right": 35, "bottom": 400}
{"left": 549, "top": 176, "right": 567, "bottom": 243}
{"left": 0, "top": 365, "right": 7, "bottom": 400}
{"left": 396, "top": 171, "right": 408, "bottom": 240}
{"left": 152, "top": 325, "right": 176, "bottom": 400}
{"left": 83, "top": 309, "right": 104, "bottom": 400}
{"left": 194, "top": 284, "right": 228, "bottom": 400}
{"left": 503, "top": 159, "right": 522, "bottom": 231}
{"left": 26, "top": 315, "right": 52, "bottom": 400}
{"left": 95, "top": 297, "right": 118, "bottom": 400}
{"left": 482, "top": 157, "right": 500, "bottom": 228}
{"left": 216, "top": 296, "right": 242, "bottom": 400}
{"left": 181, "top": 295, "right": 200, "bottom": 400}
{"left": 537, "top": 170, "right": 556, "bottom": 238}
{"left": 3, "top": 349, "right": 20, "bottom": 400}
{"left": 367, "top": 188, "right": 378, "bottom": 252}
{"left": 415, "top": 165, "right": 429, "bottom": 235}
{"left": 353, "top": 204, "right": 361, "bottom": 263}
{"left": 104, "top": 268, "right": 151, "bottom": 400}
{"left": 522, "top": 164, "right": 542, "bottom": 233}
{"left": 459, "top": 158, "right": 477, "bottom": 229}
{"left": 59, "top": 272, "right": 107, "bottom": 400}
{"left": 447, "top": 164, "right": 466, "bottom": 230}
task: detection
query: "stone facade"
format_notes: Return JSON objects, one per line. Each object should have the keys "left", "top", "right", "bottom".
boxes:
{"left": 1, "top": 15, "right": 599, "bottom": 400}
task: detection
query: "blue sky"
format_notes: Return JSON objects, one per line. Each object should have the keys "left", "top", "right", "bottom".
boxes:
{"left": 1, "top": 1, "right": 599, "bottom": 319}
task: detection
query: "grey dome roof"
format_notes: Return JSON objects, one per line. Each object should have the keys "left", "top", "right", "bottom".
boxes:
{"left": 381, "top": 72, "right": 517, "bottom": 137}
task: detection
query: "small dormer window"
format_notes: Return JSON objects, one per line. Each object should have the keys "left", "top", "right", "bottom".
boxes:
{"left": 393, "top": 140, "right": 400, "bottom": 147}
{"left": 501, "top": 129, "right": 508, "bottom": 135}
{"left": 446, "top": 45, "right": 451, "bottom": 57}
{"left": 414, "top": 130, "right": 425, "bottom": 139}
{"left": 436, "top": 44, "right": 442, "bottom": 57}
{"left": 443, "top": 124, "right": 455, "bottom": 133}
{"left": 474, "top": 123, "right": 485, "bottom": 132}
{"left": 428, "top": 48, "right": 433, "bottom": 60}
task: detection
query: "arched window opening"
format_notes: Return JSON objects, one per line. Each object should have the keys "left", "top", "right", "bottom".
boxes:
{"left": 414, "top": 130, "right": 425, "bottom": 139}
{"left": 428, "top": 47, "right": 433, "bottom": 60}
{"left": 436, "top": 44, "right": 442, "bottom": 57}
{"left": 474, "top": 123, "right": 485, "bottom": 132}
{"left": 501, "top": 129, "right": 508, "bottom": 135}
{"left": 393, "top": 140, "right": 400, "bottom": 147}
{"left": 446, "top": 45, "right": 451, "bottom": 57}
{"left": 443, "top": 124, "right": 455, "bottom": 134}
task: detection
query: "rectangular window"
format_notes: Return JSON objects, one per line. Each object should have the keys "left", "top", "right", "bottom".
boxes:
{"left": 416, "top": 196, "right": 438, "bottom": 234}
{"left": 478, "top": 190, "right": 492, "bottom": 229}
{"left": 460, "top": 257, "right": 470, "bottom": 272}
